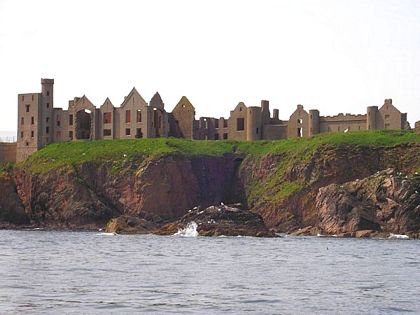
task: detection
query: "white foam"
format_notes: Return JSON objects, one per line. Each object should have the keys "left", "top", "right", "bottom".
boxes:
{"left": 388, "top": 233, "right": 409, "bottom": 240}
{"left": 96, "top": 232, "right": 117, "bottom": 236}
{"left": 174, "top": 221, "right": 199, "bottom": 237}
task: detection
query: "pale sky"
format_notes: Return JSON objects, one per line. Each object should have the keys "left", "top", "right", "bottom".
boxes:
{"left": 1, "top": 0, "right": 419, "bottom": 134}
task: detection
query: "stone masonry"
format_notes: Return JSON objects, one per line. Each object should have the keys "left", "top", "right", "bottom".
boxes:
{"left": 15, "top": 78, "right": 410, "bottom": 162}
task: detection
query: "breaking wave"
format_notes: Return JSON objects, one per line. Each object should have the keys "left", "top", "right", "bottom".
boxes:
{"left": 388, "top": 233, "right": 409, "bottom": 240}
{"left": 174, "top": 221, "right": 199, "bottom": 237}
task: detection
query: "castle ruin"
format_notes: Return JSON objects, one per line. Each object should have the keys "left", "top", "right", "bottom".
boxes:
{"left": 14, "top": 78, "right": 410, "bottom": 162}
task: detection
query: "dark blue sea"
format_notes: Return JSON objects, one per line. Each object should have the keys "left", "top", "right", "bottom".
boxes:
{"left": 0, "top": 230, "right": 419, "bottom": 314}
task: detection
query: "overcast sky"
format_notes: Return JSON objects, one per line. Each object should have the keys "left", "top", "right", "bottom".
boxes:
{"left": 0, "top": 0, "right": 419, "bottom": 133}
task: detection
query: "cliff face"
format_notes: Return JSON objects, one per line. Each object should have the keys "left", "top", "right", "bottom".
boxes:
{"left": 0, "top": 174, "right": 28, "bottom": 227}
{"left": 13, "top": 167, "right": 118, "bottom": 229}
{"left": 316, "top": 169, "right": 420, "bottom": 235}
{"left": 11, "top": 155, "right": 239, "bottom": 228}
{"left": 239, "top": 144, "right": 420, "bottom": 233}
{"left": 1, "top": 141, "right": 420, "bottom": 236}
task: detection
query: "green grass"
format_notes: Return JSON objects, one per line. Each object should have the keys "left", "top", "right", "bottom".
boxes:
{"left": 0, "top": 162, "right": 14, "bottom": 178}
{"left": 21, "top": 138, "right": 236, "bottom": 173}
{"left": 273, "top": 181, "right": 305, "bottom": 201}
{"left": 19, "top": 130, "right": 420, "bottom": 173}
{"left": 236, "top": 129, "right": 420, "bottom": 156}
{"left": 238, "top": 130, "right": 420, "bottom": 206}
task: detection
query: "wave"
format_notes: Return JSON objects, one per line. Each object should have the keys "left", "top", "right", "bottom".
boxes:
{"left": 388, "top": 233, "right": 409, "bottom": 240}
{"left": 317, "top": 233, "right": 328, "bottom": 237}
{"left": 174, "top": 221, "right": 199, "bottom": 237}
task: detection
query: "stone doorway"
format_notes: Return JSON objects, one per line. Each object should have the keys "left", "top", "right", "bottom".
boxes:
{"left": 76, "top": 109, "right": 92, "bottom": 140}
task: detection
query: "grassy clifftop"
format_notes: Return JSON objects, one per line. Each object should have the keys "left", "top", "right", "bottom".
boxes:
{"left": 20, "top": 130, "right": 420, "bottom": 173}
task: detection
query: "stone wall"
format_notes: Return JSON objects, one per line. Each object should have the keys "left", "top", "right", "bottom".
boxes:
{"left": 171, "top": 96, "right": 196, "bottom": 139}
{"left": 0, "top": 143, "right": 17, "bottom": 163}
{"left": 288, "top": 105, "right": 309, "bottom": 138}
{"left": 263, "top": 124, "right": 288, "bottom": 140}
{"left": 319, "top": 114, "right": 367, "bottom": 133}
{"left": 415, "top": 121, "right": 420, "bottom": 133}
{"left": 228, "top": 102, "right": 248, "bottom": 141}
{"left": 16, "top": 92, "right": 42, "bottom": 162}
{"left": 196, "top": 117, "right": 218, "bottom": 140}
{"left": 16, "top": 78, "right": 413, "bottom": 163}
{"left": 377, "top": 99, "right": 404, "bottom": 130}
{"left": 246, "top": 106, "right": 262, "bottom": 141}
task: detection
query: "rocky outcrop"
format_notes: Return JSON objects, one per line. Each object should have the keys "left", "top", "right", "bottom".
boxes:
{"left": 156, "top": 204, "right": 275, "bottom": 237}
{"left": 13, "top": 167, "right": 119, "bottom": 229}
{"left": 316, "top": 169, "right": 420, "bottom": 235}
{"left": 241, "top": 144, "right": 420, "bottom": 232}
{"left": 105, "top": 215, "right": 155, "bottom": 234}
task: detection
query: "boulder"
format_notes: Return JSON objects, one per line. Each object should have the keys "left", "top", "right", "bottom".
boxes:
{"left": 105, "top": 215, "right": 155, "bottom": 234}
{"left": 290, "top": 226, "right": 321, "bottom": 236}
{"left": 355, "top": 230, "right": 376, "bottom": 238}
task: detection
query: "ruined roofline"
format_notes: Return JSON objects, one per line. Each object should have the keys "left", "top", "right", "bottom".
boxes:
{"left": 120, "top": 87, "right": 148, "bottom": 108}
{"left": 41, "top": 78, "right": 54, "bottom": 84}
{"left": 17, "top": 92, "right": 41, "bottom": 96}
{"left": 321, "top": 113, "right": 367, "bottom": 119}
{"left": 20, "top": 78, "right": 412, "bottom": 125}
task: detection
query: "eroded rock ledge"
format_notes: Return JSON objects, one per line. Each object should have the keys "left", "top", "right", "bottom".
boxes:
{"left": 106, "top": 204, "right": 275, "bottom": 237}
{"left": 155, "top": 204, "right": 276, "bottom": 237}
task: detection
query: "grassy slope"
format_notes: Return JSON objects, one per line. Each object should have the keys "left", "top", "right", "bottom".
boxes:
{"left": 19, "top": 130, "right": 420, "bottom": 174}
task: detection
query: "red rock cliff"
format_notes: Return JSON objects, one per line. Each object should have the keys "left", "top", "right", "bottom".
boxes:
{"left": 2, "top": 143, "right": 419, "bottom": 236}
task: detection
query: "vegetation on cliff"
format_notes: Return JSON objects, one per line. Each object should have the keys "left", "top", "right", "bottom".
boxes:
{"left": 2, "top": 130, "right": 420, "bottom": 235}
{"left": 0, "top": 162, "right": 13, "bottom": 178}
{"left": 20, "top": 130, "right": 420, "bottom": 173}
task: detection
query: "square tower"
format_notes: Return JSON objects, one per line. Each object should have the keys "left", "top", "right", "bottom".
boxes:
{"left": 40, "top": 78, "right": 54, "bottom": 146}
{"left": 16, "top": 78, "right": 54, "bottom": 162}
{"left": 16, "top": 93, "right": 41, "bottom": 161}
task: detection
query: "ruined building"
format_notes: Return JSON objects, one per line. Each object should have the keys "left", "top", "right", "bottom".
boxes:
{"left": 17, "top": 79, "right": 168, "bottom": 161}
{"left": 15, "top": 78, "right": 410, "bottom": 162}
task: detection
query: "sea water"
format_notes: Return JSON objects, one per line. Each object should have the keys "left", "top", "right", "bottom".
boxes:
{"left": 0, "top": 230, "right": 419, "bottom": 314}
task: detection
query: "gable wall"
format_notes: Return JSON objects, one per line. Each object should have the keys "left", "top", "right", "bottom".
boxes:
{"left": 228, "top": 103, "right": 248, "bottom": 141}
{"left": 171, "top": 99, "right": 195, "bottom": 139}
{"left": 100, "top": 102, "right": 115, "bottom": 139}
{"left": 288, "top": 105, "right": 309, "bottom": 138}
{"left": 119, "top": 93, "right": 148, "bottom": 139}
{"left": 378, "top": 101, "right": 403, "bottom": 130}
